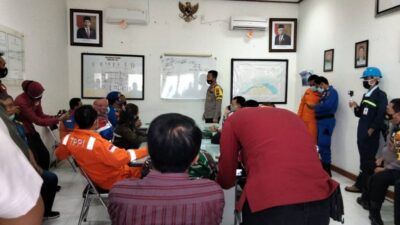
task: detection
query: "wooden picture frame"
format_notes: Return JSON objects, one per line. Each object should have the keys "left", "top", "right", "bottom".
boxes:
{"left": 269, "top": 18, "right": 297, "bottom": 52}
{"left": 70, "top": 9, "right": 103, "bottom": 47}
{"left": 323, "top": 49, "right": 334, "bottom": 72}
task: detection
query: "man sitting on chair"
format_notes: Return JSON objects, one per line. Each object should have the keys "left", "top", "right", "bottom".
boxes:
{"left": 55, "top": 105, "right": 148, "bottom": 190}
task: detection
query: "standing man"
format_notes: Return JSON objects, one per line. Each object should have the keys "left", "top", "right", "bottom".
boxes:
{"left": 308, "top": 76, "right": 339, "bottom": 176}
{"left": 77, "top": 16, "right": 96, "bottom": 39}
{"left": 218, "top": 107, "right": 339, "bottom": 225}
{"left": 346, "top": 67, "right": 388, "bottom": 193}
{"left": 203, "top": 70, "right": 223, "bottom": 123}
{"left": 298, "top": 74, "right": 320, "bottom": 144}
{"left": 0, "top": 53, "right": 8, "bottom": 94}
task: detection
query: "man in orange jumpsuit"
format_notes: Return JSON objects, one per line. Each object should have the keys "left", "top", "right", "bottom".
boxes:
{"left": 297, "top": 74, "right": 320, "bottom": 143}
{"left": 55, "top": 105, "right": 147, "bottom": 190}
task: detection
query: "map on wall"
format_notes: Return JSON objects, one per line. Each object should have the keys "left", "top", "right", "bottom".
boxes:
{"left": 160, "top": 55, "right": 217, "bottom": 100}
{"left": 81, "top": 53, "right": 144, "bottom": 99}
{"left": 231, "top": 59, "right": 288, "bottom": 104}
{"left": 0, "top": 24, "right": 24, "bottom": 80}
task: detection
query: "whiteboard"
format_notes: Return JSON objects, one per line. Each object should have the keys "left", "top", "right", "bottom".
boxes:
{"left": 231, "top": 59, "right": 288, "bottom": 104}
{"left": 160, "top": 55, "right": 217, "bottom": 100}
{"left": 0, "top": 24, "right": 24, "bottom": 80}
{"left": 82, "top": 53, "right": 144, "bottom": 99}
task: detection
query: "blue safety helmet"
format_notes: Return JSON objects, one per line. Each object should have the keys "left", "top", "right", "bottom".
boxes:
{"left": 361, "top": 67, "right": 382, "bottom": 79}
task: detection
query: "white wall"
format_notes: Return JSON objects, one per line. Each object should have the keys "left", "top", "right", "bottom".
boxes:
{"left": 67, "top": 0, "right": 299, "bottom": 125}
{"left": 298, "top": 0, "right": 400, "bottom": 174}
{"left": 0, "top": 0, "right": 69, "bottom": 147}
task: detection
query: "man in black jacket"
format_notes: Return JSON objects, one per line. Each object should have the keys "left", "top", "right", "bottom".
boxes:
{"left": 346, "top": 67, "right": 388, "bottom": 194}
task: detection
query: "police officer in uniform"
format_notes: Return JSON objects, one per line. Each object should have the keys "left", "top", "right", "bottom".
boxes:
{"left": 308, "top": 76, "right": 338, "bottom": 176}
{"left": 346, "top": 67, "right": 388, "bottom": 193}
{"left": 203, "top": 70, "right": 223, "bottom": 123}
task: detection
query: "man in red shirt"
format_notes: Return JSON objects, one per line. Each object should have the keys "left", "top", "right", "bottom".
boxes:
{"left": 109, "top": 113, "right": 224, "bottom": 225}
{"left": 218, "top": 107, "right": 339, "bottom": 225}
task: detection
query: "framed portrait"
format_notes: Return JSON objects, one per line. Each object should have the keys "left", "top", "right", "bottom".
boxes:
{"left": 355, "top": 40, "right": 369, "bottom": 68}
{"left": 70, "top": 9, "right": 102, "bottom": 47}
{"left": 231, "top": 59, "right": 288, "bottom": 104}
{"left": 323, "top": 49, "right": 334, "bottom": 72}
{"left": 376, "top": 0, "right": 400, "bottom": 15}
{"left": 81, "top": 53, "right": 145, "bottom": 100}
{"left": 269, "top": 18, "right": 297, "bottom": 52}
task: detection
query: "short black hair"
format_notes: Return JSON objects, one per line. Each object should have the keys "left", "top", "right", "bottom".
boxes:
{"left": 233, "top": 96, "right": 246, "bottom": 107}
{"left": 315, "top": 76, "right": 329, "bottom": 85}
{"left": 391, "top": 98, "right": 400, "bottom": 113}
{"left": 244, "top": 100, "right": 259, "bottom": 107}
{"left": 308, "top": 74, "right": 319, "bottom": 82}
{"left": 83, "top": 16, "right": 91, "bottom": 21}
{"left": 208, "top": 70, "right": 218, "bottom": 79}
{"left": 69, "top": 98, "right": 81, "bottom": 110}
{"left": 74, "top": 105, "right": 98, "bottom": 129}
{"left": 147, "top": 113, "right": 202, "bottom": 173}
{"left": 118, "top": 103, "right": 138, "bottom": 125}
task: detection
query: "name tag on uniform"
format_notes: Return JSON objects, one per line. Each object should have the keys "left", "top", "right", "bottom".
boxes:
{"left": 363, "top": 107, "right": 369, "bottom": 116}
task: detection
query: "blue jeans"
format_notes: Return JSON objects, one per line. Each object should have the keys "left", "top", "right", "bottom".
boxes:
{"left": 242, "top": 198, "right": 330, "bottom": 225}
{"left": 41, "top": 170, "right": 58, "bottom": 215}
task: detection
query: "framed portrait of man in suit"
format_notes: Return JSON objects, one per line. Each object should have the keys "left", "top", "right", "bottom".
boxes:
{"left": 269, "top": 18, "right": 297, "bottom": 52}
{"left": 355, "top": 40, "right": 369, "bottom": 68}
{"left": 70, "top": 9, "right": 103, "bottom": 47}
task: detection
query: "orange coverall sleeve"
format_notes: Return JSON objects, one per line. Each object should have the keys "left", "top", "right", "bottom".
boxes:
{"left": 297, "top": 92, "right": 306, "bottom": 117}
{"left": 55, "top": 144, "right": 70, "bottom": 161}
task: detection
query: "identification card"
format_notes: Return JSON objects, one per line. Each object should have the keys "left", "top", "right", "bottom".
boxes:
{"left": 363, "top": 107, "right": 369, "bottom": 116}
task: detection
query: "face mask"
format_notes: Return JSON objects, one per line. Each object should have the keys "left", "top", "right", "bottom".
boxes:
{"left": 311, "top": 86, "right": 318, "bottom": 92}
{"left": 8, "top": 114, "right": 15, "bottom": 121}
{"left": 206, "top": 80, "right": 213, "bottom": 85}
{"left": 386, "top": 112, "right": 394, "bottom": 120}
{"left": 317, "top": 87, "right": 324, "bottom": 93}
{"left": 0, "top": 67, "right": 8, "bottom": 78}
{"left": 363, "top": 80, "right": 371, "bottom": 89}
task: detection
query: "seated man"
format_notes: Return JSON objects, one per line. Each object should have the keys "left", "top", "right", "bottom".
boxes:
{"left": 55, "top": 105, "right": 148, "bottom": 190}
{"left": 113, "top": 103, "right": 146, "bottom": 150}
{"left": 93, "top": 98, "right": 113, "bottom": 140}
{"left": 59, "top": 97, "right": 82, "bottom": 140}
{"left": 109, "top": 113, "right": 224, "bottom": 225}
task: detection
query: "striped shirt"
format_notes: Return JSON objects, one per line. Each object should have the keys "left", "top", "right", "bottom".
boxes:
{"left": 108, "top": 170, "right": 224, "bottom": 225}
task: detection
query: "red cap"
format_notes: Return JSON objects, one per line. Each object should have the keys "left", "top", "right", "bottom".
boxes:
{"left": 21, "top": 80, "right": 44, "bottom": 98}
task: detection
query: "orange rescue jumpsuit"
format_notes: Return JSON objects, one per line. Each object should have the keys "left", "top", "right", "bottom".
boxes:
{"left": 55, "top": 129, "right": 148, "bottom": 190}
{"left": 297, "top": 88, "right": 320, "bottom": 144}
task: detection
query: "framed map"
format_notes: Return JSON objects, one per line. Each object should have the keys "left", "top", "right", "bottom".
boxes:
{"left": 81, "top": 53, "right": 144, "bottom": 100}
{"left": 231, "top": 59, "right": 288, "bottom": 104}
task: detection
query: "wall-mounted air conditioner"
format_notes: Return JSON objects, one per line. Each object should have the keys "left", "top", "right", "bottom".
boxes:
{"left": 105, "top": 8, "right": 147, "bottom": 25}
{"left": 230, "top": 17, "right": 268, "bottom": 31}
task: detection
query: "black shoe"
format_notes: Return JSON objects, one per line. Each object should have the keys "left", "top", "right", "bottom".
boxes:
{"left": 44, "top": 211, "right": 60, "bottom": 220}
{"left": 357, "top": 197, "right": 370, "bottom": 210}
{"left": 369, "top": 201, "right": 384, "bottom": 225}
{"left": 56, "top": 185, "right": 61, "bottom": 192}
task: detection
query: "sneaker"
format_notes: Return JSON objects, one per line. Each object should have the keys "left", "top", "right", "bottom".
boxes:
{"left": 44, "top": 211, "right": 60, "bottom": 220}
{"left": 345, "top": 185, "right": 361, "bottom": 193}
{"left": 356, "top": 197, "right": 370, "bottom": 210}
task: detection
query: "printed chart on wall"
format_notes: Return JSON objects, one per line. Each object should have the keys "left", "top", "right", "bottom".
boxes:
{"left": 81, "top": 53, "right": 144, "bottom": 99}
{"left": 231, "top": 59, "right": 288, "bottom": 104}
{"left": 160, "top": 55, "right": 216, "bottom": 100}
{"left": 0, "top": 24, "right": 24, "bottom": 81}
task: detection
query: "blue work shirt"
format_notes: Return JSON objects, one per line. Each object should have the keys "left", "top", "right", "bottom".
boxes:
{"left": 315, "top": 86, "right": 339, "bottom": 116}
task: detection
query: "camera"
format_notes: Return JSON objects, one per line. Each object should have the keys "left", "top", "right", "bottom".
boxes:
{"left": 348, "top": 90, "right": 354, "bottom": 97}
{"left": 57, "top": 109, "right": 67, "bottom": 117}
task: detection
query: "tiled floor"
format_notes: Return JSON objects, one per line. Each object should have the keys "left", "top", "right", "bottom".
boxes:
{"left": 44, "top": 162, "right": 396, "bottom": 225}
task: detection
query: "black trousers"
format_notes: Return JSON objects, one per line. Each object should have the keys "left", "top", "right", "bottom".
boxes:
{"left": 26, "top": 132, "right": 50, "bottom": 170}
{"left": 205, "top": 117, "right": 220, "bottom": 123}
{"left": 395, "top": 180, "right": 400, "bottom": 225}
{"left": 241, "top": 198, "right": 330, "bottom": 225}
{"left": 41, "top": 170, "right": 58, "bottom": 215}
{"left": 368, "top": 169, "right": 400, "bottom": 205}
{"left": 355, "top": 134, "right": 380, "bottom": 190}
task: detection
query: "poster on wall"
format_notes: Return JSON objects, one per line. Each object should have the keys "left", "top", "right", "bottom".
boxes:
{"left": 231, "top": 59, "right": 288, "bottom": 104}
{"left": 70, "top": 9, "right": 103, "bottom": 47}
{"left": 376, "top": 0, "right": 400, "bottom": 15}
{"left": 81, "top": 53, "right": 144, "bottom": 100}
{"left": 268, "top": 18, "right": 297, "bottom": 52}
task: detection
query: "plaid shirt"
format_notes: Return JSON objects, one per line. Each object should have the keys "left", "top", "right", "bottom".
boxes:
{"left": 109, "top": 170, "right": 224, "bottom": 225}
